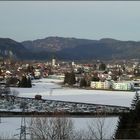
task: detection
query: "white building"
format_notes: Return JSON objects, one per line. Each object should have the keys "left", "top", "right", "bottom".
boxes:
{"left": 52, "top": 58, "right": 56, "bottom": 66}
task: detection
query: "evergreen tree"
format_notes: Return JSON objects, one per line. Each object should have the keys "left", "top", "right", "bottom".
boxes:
{"left": 64, "top": 72, "right": 76, "bottom": 86}
{"left": 134, "top": 68, "right": 140, "bottom": 76}
{"left": 91, "top": 76, "right": 100, "bottom": 82}
{"left": 68, "top": 72, "right": 76, "bottom": 86}
{"left": 64, "top": 72, "right": 69, "bottom": 84}
{"left": 131, "top": 90, "right": 139, "bottom": 110}
{"left": 20, "top": 76, "right": 28, "bottom": 87}
{"left": 93, "top": 64, "right": 97, "bottom": 70}
{"left": 99, "top": 62, "right": 106, "bottom": 71}
{"left": 80, "top": 78, "right": 87, "bottom": 87}
{"left": 27, "top": 77, "right": 32, "bottom": 88}
{"left": 115, "top": 99, "right": 140, "bottom": 139}
{"left": 27, "top": 65, "right": 34, "bottom": 73}
{"left": 6, "top": 77, "right": 19, "bottom": 86}
{"left": 0, "top": 68, "right": 2, "bottom": 75}
{"left": 115, "top": 112, "right": 131, "bottom": 139}
{"left": 19, "top": 75, "right": 32, "bottom": 88}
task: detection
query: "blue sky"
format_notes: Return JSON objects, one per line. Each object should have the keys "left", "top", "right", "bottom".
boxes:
{"left": 0, "top": 1, "right": 140, "bottom": 42}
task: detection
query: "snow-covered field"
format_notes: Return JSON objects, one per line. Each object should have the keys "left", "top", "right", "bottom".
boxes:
{"left": 0, "top": 78, "right": 136, "bottom": 139}
{"left": 11, "top": 78, "right": 136, "bottom": 107}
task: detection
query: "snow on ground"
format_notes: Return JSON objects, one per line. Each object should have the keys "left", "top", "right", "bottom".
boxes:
{"left": 0, "top": 117, "right": 118, "bottom": 139}
{"left": 0, "top": 78, "right": 133, "bottom": 139}
{"left": 11, "top": 78, "right": 136, "bottom": 107}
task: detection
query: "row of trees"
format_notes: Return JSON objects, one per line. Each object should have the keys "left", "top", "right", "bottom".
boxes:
{"left": 5, "top": 75, "right": 32, "bottom": 88}
{"left": 29, "top": 117, "right": 74, "bottom": 140}
{"left": 64, "top": 71, "right": 100, "bottom": 87}
{"left": 0, "top": 116, "right": 115, "bottom": 140}
{"left": 26, "top": 116, "right": 113, "bottom": 140}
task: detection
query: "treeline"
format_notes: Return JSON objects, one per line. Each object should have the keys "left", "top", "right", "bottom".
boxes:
{"left": 5, "top": 75, "right": 32, "bottom": 88}
{"left": 63, "top": 71, "right": 100, "bottom": 87}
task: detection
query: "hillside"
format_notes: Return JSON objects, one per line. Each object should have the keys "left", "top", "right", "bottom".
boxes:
{"left": 22, "top": 36, "right": 96, "bottom": 52}
{"left": 1, "top": 37, "right": 140, "bottom": 60}
{"left": 0, "top": 38, "right": 31, "bottom": 60}
{"left": 57, "top": 39, "right": 140, "bottom": 60}
{"left": 22, "top": 37, "right": 140, "bottom": 60}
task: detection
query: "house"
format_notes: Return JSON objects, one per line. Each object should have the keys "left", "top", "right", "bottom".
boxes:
{"left": 90, "top": 81, "right": 111, "bottom": 90}
{"left": 112, "top": 82, "right": 133, "bottom": 91}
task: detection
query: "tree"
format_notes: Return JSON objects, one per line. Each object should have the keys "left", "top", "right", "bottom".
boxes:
{"left": 134, "top": 68, "right": 140, "bottom": 76}
{"left": 28, "top": 117, "right": 75, "bottom": 140}
{"left": 54, "top": 117, "right": 74, "bottom": 140}
{"left": 99, "top": 63, "right": 106, "bottom": 71}
{"left": 19, "top": 76, "right": 32, "bottom": 88}
{"left": 131, "top": 90, "right": 139, "bottom": 110}
{"left": 115, "top": 99, "right": 140, "bottom": 139}
{"left": 27, "top": 65, "right": 34, "bottom": 73}
{"left": 91, "top": 76, "right": 100, "bottom": 82}
{"left": 0, "top": 68, "right": 2, "bottom": 76}
{"left": 80, "top": 78, "right": 87, "bottom": 87}
{"left": 64, "top": 72, "right": 69, "bottom": 85}
{"left": 6, "top": 77, "right": 19, "bottom": 86}
{"left": 27, "top": 77, "right": 32, "bottom": 88}
{"left": 64, "top": 72, "right": 76, "bottom": 86}
{"left": 0, "top": 84, "right": 11, "bottom": 97}
{"left": 68, "top": 72, "right": 76, "bottom": 86}
{"left": 86, "top": 115, "right": 114, "bottom": 140}
{"left": 73, "top": 130, "right": 88, "bottom": 140}
{"left": 19, "top": 76, "right": 28, "bottom": 87}
{"left": 93, "top": 64, "right": 97, "bottom": 70}
{"left": 114, "top": 112, "right": 130, "bottom": 139}
{"left": 0, "top": 133, "right": 11, "bottom": 140}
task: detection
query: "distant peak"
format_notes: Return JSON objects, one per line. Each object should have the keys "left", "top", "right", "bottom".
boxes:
{"left": 100, "top": 38, "right": 120, "bottom": 42}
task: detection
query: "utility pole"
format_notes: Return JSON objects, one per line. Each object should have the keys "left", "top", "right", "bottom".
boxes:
{"left": 19, "top": 102, "right": 27, "bottom": 140}
{"left": 20, "top": 117, "right": 26, "bottom": 140}
{"left": 14, "top": 105, "right": 27, "bottom": 140}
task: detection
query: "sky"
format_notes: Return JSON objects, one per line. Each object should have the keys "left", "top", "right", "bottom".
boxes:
{"left": 0, "top": 1, "right": 140, "bottom": 42}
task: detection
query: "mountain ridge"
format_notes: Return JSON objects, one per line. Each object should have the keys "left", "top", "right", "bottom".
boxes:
{"left": 1, "top": 36, "right": 140, "bottom": 60}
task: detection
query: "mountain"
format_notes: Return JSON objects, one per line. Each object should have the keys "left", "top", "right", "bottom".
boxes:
{"left": 57, "top": 38, "right": 140, "bottom": 60}
{"left": 0, "top": 38, "right": 31, "bottom": 60}
{"left": 1, "top": 37, "right": 140, "bottom": 61}
{"left": 22, "top": 36, "right": 96, "bottom": 52}
{"left": 22, "top": 37, "right": 140, "bottom": 60}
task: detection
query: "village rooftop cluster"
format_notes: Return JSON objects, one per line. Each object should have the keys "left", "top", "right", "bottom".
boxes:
{"left": 0, "top": 58, "right": 140, "bottom": 91}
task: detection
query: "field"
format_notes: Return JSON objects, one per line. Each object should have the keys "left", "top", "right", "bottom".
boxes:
{"left": 11, "top": 78, "right": 135, "bottom": 107}
{"left": 0, "top": 78, "right": 136, "bottom": 139}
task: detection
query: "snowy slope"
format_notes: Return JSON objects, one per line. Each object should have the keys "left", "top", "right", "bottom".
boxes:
{"left": 11, "top": 78, "right": 135, "bottom": 107}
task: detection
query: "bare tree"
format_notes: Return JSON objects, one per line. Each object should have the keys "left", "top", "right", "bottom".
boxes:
{"left": 87, "top": 117, "right": 106, "bottom": 140}
{"left": 86, "top": 116, "right": 115, "bottom": 140}
{"left": 54, "top": 117, "right": 74, "bottom": 140}
{"left": 28, "top": 117, "right": 75, "bottom": 140}
{"left": 0, "top": 132, "right": 11, "bottom": 140}
{"left": 73, "top": 129, "right": 88, "bottom": 140}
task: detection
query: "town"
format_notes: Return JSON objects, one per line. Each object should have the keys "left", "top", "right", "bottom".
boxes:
{"left": 1, "top": 1, "right": 140, "bottom": 139}
{"left": 0, "top": 57, "right": 140, "bottom": 91}
{"left": 0, "top": 57, "right": 139, "bottom": 140}
{"left": 1, "top": 56, "right": 139, "bottom": 115}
